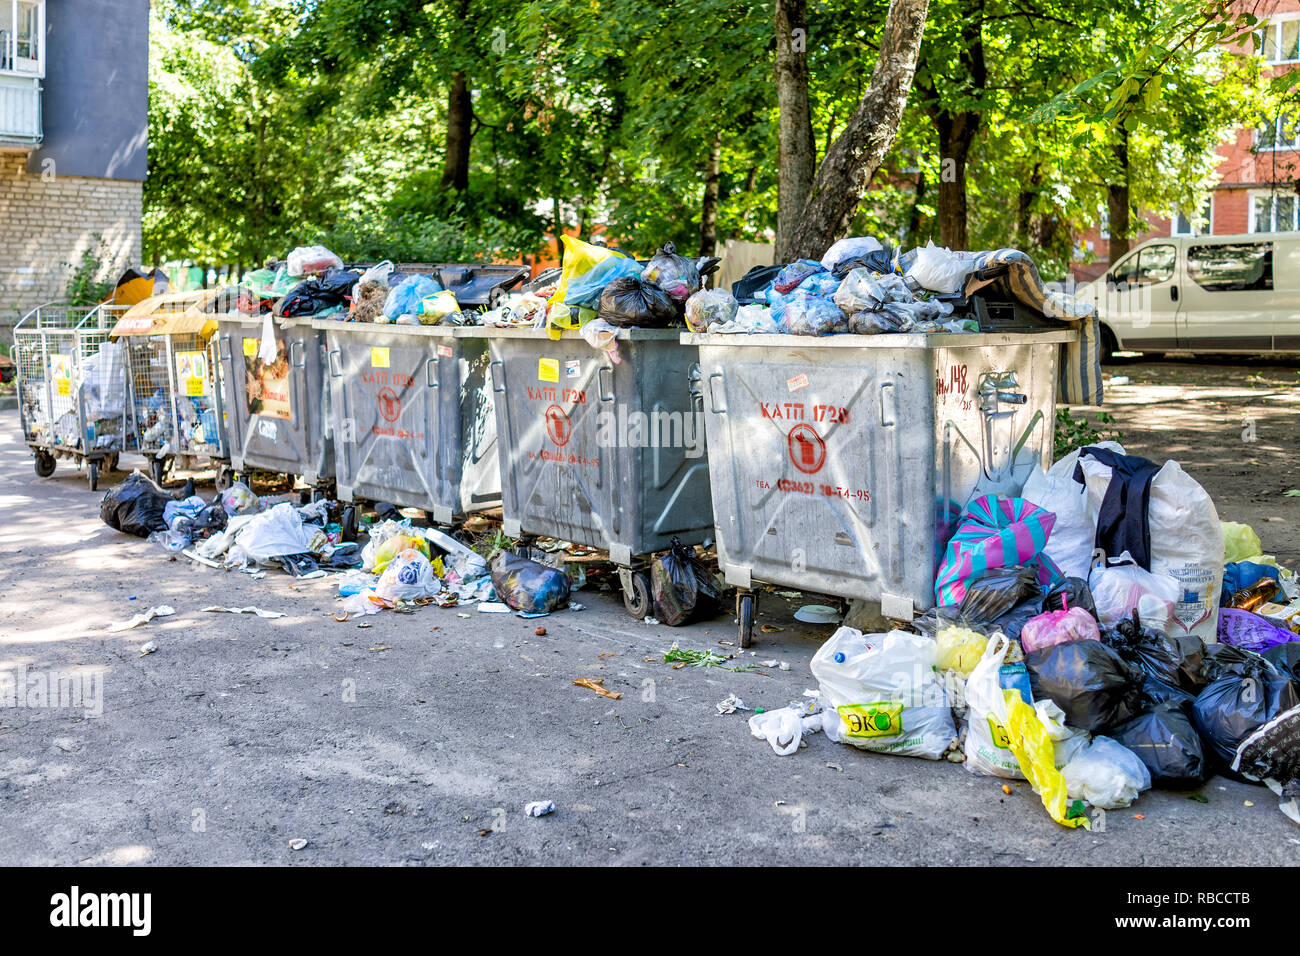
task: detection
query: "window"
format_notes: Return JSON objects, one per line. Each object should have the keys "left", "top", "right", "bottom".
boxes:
{"left": 1257, "top": 112, "right": 1300, "bottom": 150}
{"left": 1110, "top": 245, "right": 1175, "bottom": 287}
{"left": 1172, "top": 198, "right": 1213, "bottom": 236}
{"left": 1260, "top": 17, "right": 1300, "bottom": 63}
{"left": 1251, "top": 191, "right": 1300, "bottom": 232}
{"left": 1187, "top": 243, "right": 1273, "bottom": 292}
{"left": 0, "top": 1, "right": 42, "bottom": 76}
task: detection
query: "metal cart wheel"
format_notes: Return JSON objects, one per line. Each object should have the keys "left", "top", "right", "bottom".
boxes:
{"left": 34, "top": 450, "right": 56, "bottom": 479}
{"left": 736, "top": 589, "right": 757, "bottom": 648}
{"left": 621, "top": 569, "right": 653, "bottom": 619}
{"left": 214, "top": 465, "right": 235, "bottom": 491}
{"left": 87, "top": 462, "right": 99, "bottom": 492}
{"left": 149, "top": 458, "right": 166, "bottom": 486}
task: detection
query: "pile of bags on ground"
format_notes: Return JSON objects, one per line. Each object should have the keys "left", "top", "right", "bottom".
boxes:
{"left": 751, "top": 443, "right": 1300, "bottom": 830}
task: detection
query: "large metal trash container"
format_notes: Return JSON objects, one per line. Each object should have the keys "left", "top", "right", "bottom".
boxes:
{"left": 484, "top": 327, "right": 714, "bottom": 617}
{"left": 215, "top": 313, "right": 333, "bottom": 491}
{"left": 685, "top": 329, "right": 1075, "bottom": 644}
{"left": 113, "top": 293, "right": 230, "bottom": 486}
{"left": 13, "top": 302, "right": 131, "bottom": 490}
{"left": 314, "top": 319, "right": 501, "bottom": 526}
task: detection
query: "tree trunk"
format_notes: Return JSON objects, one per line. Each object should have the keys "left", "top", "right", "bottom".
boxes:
{"left": 700, "top": 136, "right": 722, "bottom": 257}
{"left": 906, "top": 170, "right": 927, "bottom": 245}
{"left": 774, "top": 0, "right": 816, "bottom": 261}
{"left": 1016, "top": 163, "right": 1042, "bottom": 249}
{"left": 1107, "top": 129, "right": 1131, "bottom": 264}
{"left": 441, "top": 71, "right": 473, "bottom": 193}
{"left": 927, "top": 1, "right": 984, "bottom": 250}
{"left": 783, "top": 0, "right": 930, "bottom": 260}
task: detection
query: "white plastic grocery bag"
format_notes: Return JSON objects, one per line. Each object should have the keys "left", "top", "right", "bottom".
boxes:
{"left": 963, "top": 634, "right": 1025, "bottom": 778}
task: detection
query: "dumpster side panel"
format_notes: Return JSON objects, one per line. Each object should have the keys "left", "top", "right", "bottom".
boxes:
{"left": 217, "top": 318, "right": 331, "bottom": 483}
{"left": 490, "top": 335, "right": 711, "bottom": 560}
{"left": 698, "top": 344, "right": 936, "bottom": 606}
{"left": 455, "top": 339, "right": 502, "bottom": 517}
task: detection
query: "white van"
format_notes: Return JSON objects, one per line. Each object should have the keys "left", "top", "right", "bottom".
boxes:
{"left": 1077, "top": 232, "right": 1300, "bottom": 358}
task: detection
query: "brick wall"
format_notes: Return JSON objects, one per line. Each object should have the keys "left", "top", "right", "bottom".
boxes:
{"left": 0, "top": 152, "right": 143, "bottom": 328}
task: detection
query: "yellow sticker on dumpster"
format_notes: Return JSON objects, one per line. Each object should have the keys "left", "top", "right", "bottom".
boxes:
{"left": 837, "top": 702, "right": 904, "bottom": 738}
{"left": 243, "top": 337, "right": 257, "bottom": 358}
{"left": 51, "top": 354, "right": 73, "bottom": 396}
{"left": 538, "top": 357, "right": 559, "bottom": 383}
{"left": 371, "top": 347, "right": 390, "bottom": 369}
{"left": 176, "top": 350, "right": 207, "bottom": 397}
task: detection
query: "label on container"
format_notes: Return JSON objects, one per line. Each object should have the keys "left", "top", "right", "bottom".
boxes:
{"left": 837, "top": 702, "right": 903, "bottom": 738}
{"left": 437, "top": 344, "right": 454, "bottom": 358}
{"left": 176, "top": 350, "right": 207, "bottom": 397}
{"left": 787, "top": 373, "right": 809, "bottom": 393}
{"left": 565, "top": 359, "right": 581, "bottom": 378}
{"left": 538, "top": 357, "right": 559, "bottom": 383}
{"left": 370, "top": 347, "right": 390, "bottom": 369}
{"left": 51, "top": 354, "right": 73, "bottom": 396}
{"left": 243, "top": 337, "right": 257, "bottom": 358}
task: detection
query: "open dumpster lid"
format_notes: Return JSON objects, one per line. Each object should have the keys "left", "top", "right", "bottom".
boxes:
{"left": 111, "top": 291, "right": 220, "bottom": 338}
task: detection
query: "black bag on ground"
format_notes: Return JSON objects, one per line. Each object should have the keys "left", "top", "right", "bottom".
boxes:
{"left": 1102, "top": 610, "right": 1206, "bottom": 692}
{"left": 1112, "top": 701, "right": 1209, "bottom": 787}
{"left": 490, "top": 551, "right": 571, "bottom": 614}
{"left": 650, "top": 538, "right": 723, "bottom": 627}
{"left": 1139, "top": 676, "right": 1197, "bottom": 710}
{"left": 1192, "top": 667, "right": 1299, "bottom": 767}
{"left": 958, "top": 564, "right": 1042, "bottom": 624}
{"left": 1199, "top": 641, "right": 1271, "bottom": 685}
{"left": 1263, "top": 642, "right": 1300, "bottom": 682}
{"left": 100, "top": 471, "right": 174, "bottom": 537}
{"left": 1041, "top": 576, "right": 1098, "bottom": 619}
{"left": 598, "top": 275, "right": 680, "bottom": 327}
{"left": 1027, "top": 640, "right": 1145, "bottom": 732}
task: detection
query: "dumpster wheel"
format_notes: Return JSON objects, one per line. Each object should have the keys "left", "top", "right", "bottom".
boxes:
{"left": 621, "top": 569, "right": 653, "bottom": 620}
{"left": 149, "top": 457, "right": 167, "bottom": 487}
{"left": 736, "top": 590, "right": 757, "bottom": 648}
{"left": 87, "top": 462, "right": 99, "bottom": 492}
{"left": 214, "top": 465, "right": 235, "bottom": 491}
{"left": 34, "top": 450, "right": 56, "bottom": 479}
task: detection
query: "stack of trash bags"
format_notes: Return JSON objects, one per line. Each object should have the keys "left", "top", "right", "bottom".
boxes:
{"left": 751, "top": 444, "right": 1300, "bottom": 830}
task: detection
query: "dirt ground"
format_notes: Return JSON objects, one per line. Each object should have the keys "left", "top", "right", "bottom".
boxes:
{"left": 1081, "top": 354, "right": 1300, "bottom": 567}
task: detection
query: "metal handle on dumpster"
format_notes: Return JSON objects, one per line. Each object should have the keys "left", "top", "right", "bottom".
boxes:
{"left": 489, "top": 359, "right": 505, "bottom": 393}
{"left": 328, "top": 348, "right": 342, "bottom": 378}
{"left": 598, "top": 365, "right": 615, "bottom": 403}
{"left": 290, "top": 339, "right": 305, "bottom": 369}
{"left": 217, "top": 335, "right": 231, "bottom": 362}
{"left": 426, "top": 355, "right": 439, "bottom": 388}
{"left": 880, "top": 381, "right": 896, "bottom": 427}
{"left": 707, "top": 371, "right": 726, "bottom": 414}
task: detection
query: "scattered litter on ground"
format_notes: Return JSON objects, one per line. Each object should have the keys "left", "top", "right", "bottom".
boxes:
{"left": 524, "top": 801, "right": 556, "bottom": 817}
{"left": 573, "top": 678, "right": 622, "bottom": 700}
{"left": 202, "top": 605, "right": 286, "bottom": 619}
{"left": 139, "top": 640, "right": 158, "bottom": 656}
{"left": 715, "top": 693, "right": 749, "bottom": 715}
{"left": 108, "top": 605, "right": 176, "bottom": 633}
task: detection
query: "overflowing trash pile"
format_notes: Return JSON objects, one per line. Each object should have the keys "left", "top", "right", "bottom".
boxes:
{"left": 749, "top": 442, "right": 1300, "bottom": 830}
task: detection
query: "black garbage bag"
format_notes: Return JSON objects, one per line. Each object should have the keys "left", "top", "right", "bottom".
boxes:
{"left": 1139, "top": 676, "right": 1198, "bottom": 711}
{"left": 491, "top": 551, "right": 571, "bottom": 614}
{"left": 1193, "top": 663, "right": 1299, "bottom": 766}
{"left": 1102, "top": 610, "right": 1206, "bottom": 692}
{"left": 1112, "top": 701, "right": 1209, "bottom": 788}
{"left": 100, "top": 471, "right": 174, "bottom": 537}
{"left": 650, "top": 538, "right": 723, "bottom": 627}
{"left": 1263, "top": 642, "right": 1300, "bottom": 682}
{"left": 1199, "top": 641, "right": 1272, "bottom": 685}
{"left": 958, "top": 564, "right": 1042, "bottom": 625}
{"left": 1231, "top": 703, "right": 1300, "bottom": 788}
{"left": 1027, "top": 640, "right": 1145, "bottom": 732}
{"left": 1042, "top": 577, "right": 1098, "bottom": 620}
{"left": 598, "top": 275, "right": 681, "bottom": 328}
{"left": 276, "top": 269, "right": 359, "bottom": 317}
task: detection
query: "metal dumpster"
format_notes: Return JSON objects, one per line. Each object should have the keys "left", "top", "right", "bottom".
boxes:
{"left": 684, "top": 329, "right": 1075, "bottom": 645}
{"left": 214, "top": 313, "right": 333, "bottom": 493}
{"left": 112, "top": 293, "right": 230, "bottom": 486}
{"left": 484, "top": 327, "right": 714, "bottom": 617}
{"left": 13, "top": 302, "right": 130, "bottom": 489}
{"left": 314, "top": 319, "right": 500, "bottom": 528}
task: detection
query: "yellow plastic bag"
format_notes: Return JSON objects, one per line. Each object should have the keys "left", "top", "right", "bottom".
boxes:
{"left": 551, "top": 236, "right": 617, "bottom": 309}
{"left": 1221, "top": 521, "right": 1263, "bottom": 564}
{"left": 935, "top": 626, "right": 988, "bottom": 676}
{"left": 419, "top": 290, "right": 460, "bottom": 326}
{"left": 372, "top": 535, "right": 430, "bottom": 574}
{"left": 1003, "top": 690, "right": 1089, "bottom": 829}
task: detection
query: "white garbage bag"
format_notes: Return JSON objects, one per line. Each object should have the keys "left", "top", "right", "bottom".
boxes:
{"left": 227, "top": 502, "right": 310, "bottom": 563}
{"left": 1061, "top": 735, "right": 1151, "bottom": 809}
{"left": 811, "top": 627, "right": 956, "bottom": 760}
{"left": 963, "top": 634, "right": 1025, "bottom": 778}
{"left": 1089, "top": 558, "right": 1181, "bottom": 628}
{"left": 374, "top": 549, "right": 440, "bottom": 601}
{"left": 906, "top": 240, "right": 976, "bottom": 294}
{"left": 1147, "top": 461, "right": 1224, "bottom": 642}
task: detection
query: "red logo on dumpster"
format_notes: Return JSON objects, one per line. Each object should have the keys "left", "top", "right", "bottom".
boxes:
{"left": 378, "top": 387, "right": 401, "bottom": 423}
{"left": 546, "top": 404, "right": 571, "bottom": 446}
{"left": 788, "top": 424, "right": 826, "bottom": 474}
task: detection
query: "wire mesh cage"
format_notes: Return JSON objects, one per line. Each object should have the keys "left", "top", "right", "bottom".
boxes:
{"left": 13, "top": 302, "right": 131, "bottom": 487}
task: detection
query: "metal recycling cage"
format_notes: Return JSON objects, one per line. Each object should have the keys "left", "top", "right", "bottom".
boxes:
{"left": 13, "top": 302, "right": 131, "bottom": 489}
{"left": 482, "top": 327, "right": 714, "bottom": 618}
{"left": 683, "top": 329, "right": 1076, "bottom": 646}
{"left": 214, "top": 313, "right": 333, "bottom": 491}
{"left": 313, "top": 319, "right": 501, "bottom": 526}
{"left": 113, "top": 293, "right": 230, "bottom": 486}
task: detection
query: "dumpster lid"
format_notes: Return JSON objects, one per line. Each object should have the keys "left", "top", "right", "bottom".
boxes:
{"left": 112, "top": 291, "right": 220, "bottom": 338}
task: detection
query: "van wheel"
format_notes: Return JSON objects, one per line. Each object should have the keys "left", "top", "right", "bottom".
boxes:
{"left": 1099, "top": 325, "right": 1118, "bottom": 364}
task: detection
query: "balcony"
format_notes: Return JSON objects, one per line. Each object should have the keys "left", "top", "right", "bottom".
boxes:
{"left": 0, "top": 73, "right": 39, "bottom": 145}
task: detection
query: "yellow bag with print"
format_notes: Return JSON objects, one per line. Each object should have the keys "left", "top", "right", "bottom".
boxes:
{"left": 551, "top": 235, "right": 618, "bottom": 305}
{"left": 419, "top": 290, "right": 460, "bottom": 326}
{"left": 1003, "top": 689, "right": 1089, "bottom": 829}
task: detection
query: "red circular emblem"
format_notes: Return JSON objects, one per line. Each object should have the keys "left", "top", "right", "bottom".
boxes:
{"left": 787, "top": 423, "right": 826, "bottom": 474}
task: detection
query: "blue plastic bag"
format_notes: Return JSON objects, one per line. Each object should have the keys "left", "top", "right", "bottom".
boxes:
{"left": 564, "top": 255, "right": 642, "bottom": 310}
{"left": 783, "top": 294, "right": 848, "bottom": 336}
{"left": 383, "top": 274, "right": 443, "bottom": 320}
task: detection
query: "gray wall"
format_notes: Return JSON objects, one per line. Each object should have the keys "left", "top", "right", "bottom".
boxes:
{"left": 27, "top": 0, "right": 149, "bottom": 181}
